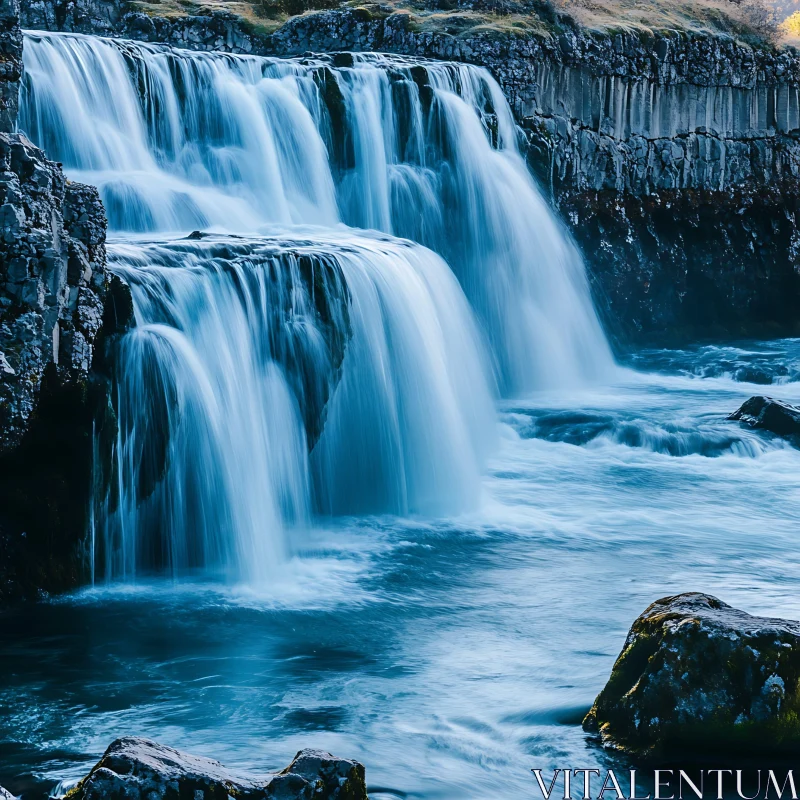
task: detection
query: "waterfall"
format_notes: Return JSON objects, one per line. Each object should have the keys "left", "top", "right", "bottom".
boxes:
{"left": 103, "top": 233, "right": 492, "bottom": 580}
{"left": 20, "top": 30, "right": 615, "bottom": 580}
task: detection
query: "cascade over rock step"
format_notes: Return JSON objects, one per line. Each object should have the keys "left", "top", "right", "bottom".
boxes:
{"left": 728, "top": 396, "right": 800, "bottom": 444}
{"left": 61, "top": 737, "right": 368, "bottom": 799}
{"left": 584, "top": 592, "right": 800, "bottom": 756}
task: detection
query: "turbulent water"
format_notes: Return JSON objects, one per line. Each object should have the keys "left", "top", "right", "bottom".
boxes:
{"left": 4, "top": 26, "right": 800, "bottom": 800}
{"left": 2, "top": 342, "right": 800, "bottom": 799}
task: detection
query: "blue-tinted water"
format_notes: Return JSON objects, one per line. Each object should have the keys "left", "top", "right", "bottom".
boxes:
{"left": 2, "top": 342, "right": 799, "bottom": 799}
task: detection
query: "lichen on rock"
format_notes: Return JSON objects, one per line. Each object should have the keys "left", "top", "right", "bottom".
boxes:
{"left": 584, "top": 592, "right": 800, "bottom": 756}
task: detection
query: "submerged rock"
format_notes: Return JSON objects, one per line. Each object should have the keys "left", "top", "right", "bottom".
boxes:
{"left": 728, "top": 396, "right": 800, "bottom": 444}
{"left": 67, "top": 737, "right": 368, "bottom": 800}
{"left": 583, "top": 593, "right": 800, "bottom": 756}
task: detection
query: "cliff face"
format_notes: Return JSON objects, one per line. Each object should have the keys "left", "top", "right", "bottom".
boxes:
{"left": 0, "top": 0, "right": 118, "bottom": 602}
{"left": 520, "top": 30, "right": 800, "bottom": 341}
{"left": 19, "top": 2, "right": 800, "bottom": 343}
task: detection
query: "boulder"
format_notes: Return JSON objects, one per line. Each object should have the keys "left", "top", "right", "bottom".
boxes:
{"left": 728, "top": 395, "right": 800, "bottom": 444}
{"left": 583, "top": 593, "right": 800, "bottom": 756}
{"left": 67, "top": 737, "right": 368, "bottom": 800}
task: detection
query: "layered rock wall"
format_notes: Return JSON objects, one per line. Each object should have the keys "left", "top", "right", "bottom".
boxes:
{"left": 0, "top": 136, "right": 107, "bottom": 451}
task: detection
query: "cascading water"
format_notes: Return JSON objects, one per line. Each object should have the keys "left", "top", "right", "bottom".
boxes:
{"left": 104, "top": 233, "right": 494, "bottom": 580}
{"left": 20, "top": 30, "right": 615, "bottom": 580}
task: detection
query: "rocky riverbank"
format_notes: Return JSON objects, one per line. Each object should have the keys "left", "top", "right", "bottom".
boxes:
{"left": 0, "top": 0, "right": 124, "bottom": 602}
{"left": 0, "top": 737, "right": 369, "bottom": 800}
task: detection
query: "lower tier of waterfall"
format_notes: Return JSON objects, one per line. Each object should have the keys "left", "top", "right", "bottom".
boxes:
{"left": 102, "top": 230, "right": 495, "bottom": 581}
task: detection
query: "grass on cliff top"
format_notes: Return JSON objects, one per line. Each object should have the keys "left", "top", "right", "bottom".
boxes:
{"left": 126, "top": 0, "right": 786, "bottom": 43}
{"left": 554, "top": 0, "right": 779, "bottom": 42}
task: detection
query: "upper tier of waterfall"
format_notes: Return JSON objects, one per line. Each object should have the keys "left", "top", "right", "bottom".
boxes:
{"left": 21, "top": 30, "right": 615, "bottom": 395}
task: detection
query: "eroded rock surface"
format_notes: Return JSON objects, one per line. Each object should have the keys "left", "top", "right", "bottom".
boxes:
{"left": 728, "top": 395, "right": 800, "bottom": 443}
{"left": 0, "top": 135, "right": 108, "bottom": 451}
{"left": 0, "top": 0, "right": 123, "bottom": 603}
{"left": 584, "top": 593, "right": 800, "bottom": 756}
{"left": 69, "top": 737, "right": 368, "bottom": 800}
{"left": 0, "top": 133, "right": 117, "bottom": 603}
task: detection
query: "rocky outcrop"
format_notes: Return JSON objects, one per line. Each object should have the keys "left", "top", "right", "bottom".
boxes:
{"left": 66, "top": 737, "right": 368, "bottom": 800}
{"left": 0, "top": 0, "right": 21, "bottom": 132}
{"left": 0, "top": 0, "right": 123, "bottom": 603}
{"left": 728, "top": 395, "right": 800, "bottom": 442}
{"left": 584, "top": 593, "right": 800, "bottom": 756}
{"left": 559, "top": 186, "right": 800, "bottom": 342}
{"left": 0, "top": 135, "right": 107, "bottom": 451}
{"left": 19, "top": 2, "right": 800, "bottom": 343}
{"left": 0, "top": 133, "right": 119, "bottom": 604}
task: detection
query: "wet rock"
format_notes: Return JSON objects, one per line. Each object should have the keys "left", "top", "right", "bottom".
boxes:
{"left": 69, "top": 737, "right": 368, "bottom": 800}
{"left": 0, "top": 133, "right": 114, "bottom": 604}
{"left": 728, "top": 396, "right": 800, "bottom": 443}
{"left": 583, "top": 593, "right": 800, "bottom": 756}
{"left": 559, "top": 187, "right": 800, "bottom": 344}
{"left": 0, "top": 0, "right": 118, "bottom": 606}
{"left": 0, "top": 0, "right": 21, "bottom": 133}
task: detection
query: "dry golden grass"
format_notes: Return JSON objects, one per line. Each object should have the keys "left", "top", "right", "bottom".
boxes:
{"left": 128, "top": 0, "right": 786, "bottom": 43}
{"left": 554, "top": 0, "right": 778, "bottom": 40}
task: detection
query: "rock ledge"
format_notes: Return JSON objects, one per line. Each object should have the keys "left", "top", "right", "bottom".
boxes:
{"left": 728, "top": 396, "right": 800, "bottom": 445}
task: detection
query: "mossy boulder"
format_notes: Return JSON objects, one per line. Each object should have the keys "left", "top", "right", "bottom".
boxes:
{"left": 728, "top": 396, "right": 800, "bottom": 446}
{"left": 583, "top": 593, "right": 800, "bottom": 757}
{"left": 67, "top": 737, "right": 368, "bottom": 800}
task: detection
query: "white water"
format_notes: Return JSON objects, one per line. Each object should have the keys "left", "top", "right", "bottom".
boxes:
{"left": 20, "top": 30, "right": 614, "bottom": 580}
{"left": 106, "top": 233, "right": 494, "bottom": 580}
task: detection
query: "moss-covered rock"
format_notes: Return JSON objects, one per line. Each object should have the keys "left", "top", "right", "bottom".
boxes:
{"left": 68, "top": 737, "right": 368, "bottom": 800}
{"left": 584, "top": 593, "right": 800, "bottom": 757}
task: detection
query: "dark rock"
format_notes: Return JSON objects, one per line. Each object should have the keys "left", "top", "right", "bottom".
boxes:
{"left": 186, "top": 229, "right": 209, "bottom": 239}
{"left": 583, "top": 593, "right": 800, "bottom": 757}
{"left": 558, "top": 187, "right": 800, "bottom": 344}
{"left": 68, "top": 737, "right": 368, "bottom": 800}
{"left": 728, "top": 396, "right": 800, "bottom": 443}
{"left": 0, "top": 0, "right": 119, "bottom": 605}
{"left": 0, "top": 132, "right": 115, "bottom": 604}
{"left": 0, "top": 0, "right": 21, "bottom": 133}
